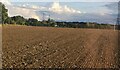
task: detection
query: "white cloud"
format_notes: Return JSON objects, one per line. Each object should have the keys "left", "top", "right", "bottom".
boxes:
{"left": 0, "top": 0, "right": 11, "bottom": 5}
{"left": 49, "top": 2, "right": 81, "bottom": 14}
{"left": 0, "top": 0, "right": 45, "bottom": 21}
{"left": 1, "top": 1, "right": 117, "bottom": 24}
{"left": 6, "top": 2, "right": 82, "bottom": 21}
{"left": 7, "top": 6, "right": 41, "bottom": 20}
{"left": 16, "top": 4, "right": 47, "bottom": 11}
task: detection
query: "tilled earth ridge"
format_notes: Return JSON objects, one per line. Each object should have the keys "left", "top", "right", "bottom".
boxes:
{"left": 2, "top": 26, "right": 119, "bottom": 68}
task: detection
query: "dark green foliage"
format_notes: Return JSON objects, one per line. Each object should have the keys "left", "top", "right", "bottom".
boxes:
{"left": 0, "top": 2, "right": 8, "bottom": 24}
{"left": 56, "top": 22, "right": 114, "bottom": 29}
{"left": 47, "top": 18, "right": 56, "bottom": 27}
{"left": 4, "top": 17, "right": 14, "bottom": 24}
{"left": 11, "top": 16, "right": 26, "bottom": 25}
{"left": 26, "top": 18, "right": 38, "bottom": 26}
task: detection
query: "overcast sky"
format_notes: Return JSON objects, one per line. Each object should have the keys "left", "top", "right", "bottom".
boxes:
{"left": 0, "top": 0, "right": 119, "bottom": 24}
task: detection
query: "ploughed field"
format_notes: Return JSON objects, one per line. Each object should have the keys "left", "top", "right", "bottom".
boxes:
{"left": 2, "top": 26, "right": 119, "bottom": 68}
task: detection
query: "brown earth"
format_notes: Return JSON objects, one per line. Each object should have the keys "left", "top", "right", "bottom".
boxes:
{"left": 2, "top": 26, "right": 119, "bottom": 68}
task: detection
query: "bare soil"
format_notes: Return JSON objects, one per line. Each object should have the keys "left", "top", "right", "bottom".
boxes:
{"left": 2, "top": 26, "right": 119, "bottom": 68}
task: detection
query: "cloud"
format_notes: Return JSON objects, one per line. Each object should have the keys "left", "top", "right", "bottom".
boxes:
{"left": 0, "top": 0, "right": 42, "bottom": 20}
{"left": 0, "top": 0, "right": 45, "bottom": 21}
{"left": 105, "top": 2, "right": 118, "bottom": 9}
{"left": 1, "top": 1, "right": 117, "bottom": 24}
{"left": 92, "top": 7, "right": 113, "bottom": 16}
{"left": 80, "top": 13, "right": 116, "bottom": 23}
{"left": 17, "top": 3, "right": 47, "bottom": 11}
{"left": 104, "top": 2, "right": 118, "bottom": 14}
{"left": 49, "top": 2, "right": 81, "bottom": 14}
{"left": 0, "top": 0, "right": 11, "bottom": 5}
{"left": 44, "top": 12, "right": 116, "bottom": 23}
{"left": 6, "top": 2, "right": 82, "bottom": 21}
{"left": 7, "top": 5, "right": 41, "bottom": 20}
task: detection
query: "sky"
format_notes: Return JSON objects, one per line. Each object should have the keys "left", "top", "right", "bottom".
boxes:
{"left": 0, "top": 0, "right": 119, "bottom": 24}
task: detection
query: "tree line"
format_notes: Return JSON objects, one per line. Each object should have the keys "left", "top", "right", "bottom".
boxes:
{"left": 56, "top": 22, "right": 115, "bottom": 29}
{"left": 0, "top": 2, "right": 118, "bottom": 29}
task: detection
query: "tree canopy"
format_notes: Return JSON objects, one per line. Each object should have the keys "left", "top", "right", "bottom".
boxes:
{"left": 0, "top": 2, "right": 8, "bottom": 23}
{"left": 11, "top": 16, "right": 26, "bottom": 25}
